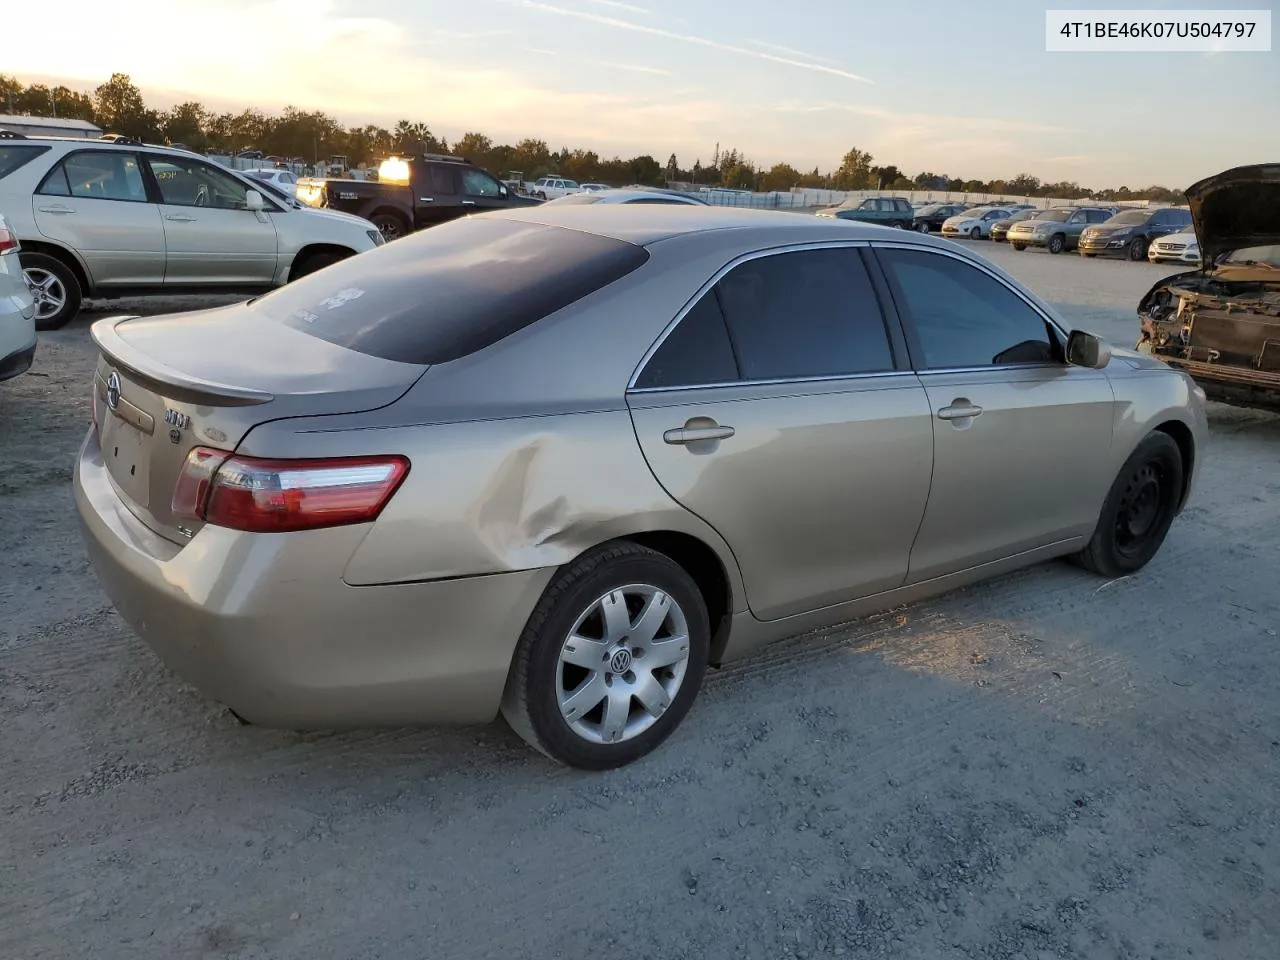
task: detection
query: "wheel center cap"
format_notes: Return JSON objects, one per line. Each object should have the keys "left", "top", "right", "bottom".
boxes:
{"left": 608, "top": 648, "right": 633, "bottom": 674}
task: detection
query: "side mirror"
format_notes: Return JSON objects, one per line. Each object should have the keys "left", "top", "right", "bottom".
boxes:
{"left": 1066, "top": 329, "right": 1111, "bottom": 369}
{"left": 244, "top": 189, "right": 265, "bottom": 212}
{"left": 499, "top": 184, "right": 508, "bottom": 197}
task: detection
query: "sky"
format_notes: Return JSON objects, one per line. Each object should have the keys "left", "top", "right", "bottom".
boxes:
{"left": 6, "top": 0, "right": 1277, "bottom": 187}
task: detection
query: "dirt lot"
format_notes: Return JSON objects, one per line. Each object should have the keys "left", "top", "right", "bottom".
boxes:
{"left": 3, "top": 242, "right": 1278, "bottom": 960}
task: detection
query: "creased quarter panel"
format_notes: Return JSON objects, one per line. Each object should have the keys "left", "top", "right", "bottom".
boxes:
{"left": 334, "top": 410, "right": 746, "bottom": 597}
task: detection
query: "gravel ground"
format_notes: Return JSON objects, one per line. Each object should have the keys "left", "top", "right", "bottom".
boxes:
{"left": 3, "top": 241, "right": 1278, "bottom": 960}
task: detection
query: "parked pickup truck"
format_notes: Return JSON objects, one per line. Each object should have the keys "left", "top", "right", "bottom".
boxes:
{"left": 296, "top": 153, "right": 541, "bottom": 241}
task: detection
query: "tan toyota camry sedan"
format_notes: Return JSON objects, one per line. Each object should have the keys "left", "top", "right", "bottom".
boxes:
{"left": 74, "top": 206, "right": 1208, "bottom": 769}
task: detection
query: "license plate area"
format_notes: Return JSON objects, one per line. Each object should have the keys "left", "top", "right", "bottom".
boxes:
{"left": 101, "top": 412, "right": 152, "bottom": 508}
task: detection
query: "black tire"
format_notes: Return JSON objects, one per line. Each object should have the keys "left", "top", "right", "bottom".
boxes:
{"left": 20, "top": 252, "right": 82, "bottom": 331}
{"left": 1072, "top": 432, "right": 1183, "bottom": 578}
{"left": 1048, "top": 234, "right": 1066, "bottom": 254}
{"left": 1011, "top": 242, "right": 1027, "bottom": 251}
{"left": 1082, "top": 252, "right": 1096, "bottom": 258}
{"left": 915, "top": 222, "right": 930, "bottom": 233}
{"left": 501, "top": 542, "right": 710, "bottom": 769}
{"left": 370, "top": 213, "right": 410, "bottom": 242}
{"left": 969, "top": 226, "right": 981, "bottom": 240}
{"left": 1128, "top": 237, "right": 1148, "bottom": 261}
{"left": 291, "top": 249, "right": 352, "bottom": 280}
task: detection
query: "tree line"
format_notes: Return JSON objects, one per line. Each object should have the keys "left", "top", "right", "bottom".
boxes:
{"left": 1, "top": 73, "right": 1183, "bottom": 201}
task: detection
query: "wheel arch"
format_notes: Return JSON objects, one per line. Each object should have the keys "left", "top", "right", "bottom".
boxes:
{"left": 287, "top": 242, "right": 358, "bottom": 281}
{"left": 17, "top": 240, "right": 92, "bottom": 296}
{"left": 1152, "top": 418, "right": 1195, "bottom": 509}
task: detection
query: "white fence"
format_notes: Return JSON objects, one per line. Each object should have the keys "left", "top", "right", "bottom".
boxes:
{"left": 678, "top": 185, "right": 1168, "bottom": 211}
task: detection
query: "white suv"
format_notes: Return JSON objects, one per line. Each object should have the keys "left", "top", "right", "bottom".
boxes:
{"left": 0, "top": 212, "right": 36, "bottom": 381}
{"left": 529, "top": 176, "right": 581, "bottom": 200}
{"left": 0, "top": 136, "right": 383, "bottom": 329}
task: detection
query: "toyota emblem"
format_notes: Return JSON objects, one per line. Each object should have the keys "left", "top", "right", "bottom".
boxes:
{"left": 105, "top": 372, "right": 121, "bottom": 411}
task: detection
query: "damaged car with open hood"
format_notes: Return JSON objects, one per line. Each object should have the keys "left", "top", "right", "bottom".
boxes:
{"left": 1137, "top": 163, "right": 1280, "bottom": 412}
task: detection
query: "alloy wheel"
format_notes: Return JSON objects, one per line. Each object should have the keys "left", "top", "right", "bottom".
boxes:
{"left": 23, "top": 268, "right": 67, "bottom": 323}
{"left": 556, "top": 584, "right": 691, "bottom": 745}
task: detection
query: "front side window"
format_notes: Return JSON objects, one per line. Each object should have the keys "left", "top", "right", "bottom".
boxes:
{"left": 146, "top": 156, "right": 250, "bottom": 209}
{"left": 461, "top": 168, "right": 502, "bottom": 197}
{"left": 877, "top": 248, "right": 1057, "bottom": 369}
{"left": 715, "top": 248, "right": 895, "bottom": 380}
{"left": 40, "top": 151, "right": 147, "bottom": 202}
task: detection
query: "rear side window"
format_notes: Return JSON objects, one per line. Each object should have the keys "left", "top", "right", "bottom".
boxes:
{"left": 634, "top": 293, "right": 739, "bottom": 389}
{"left": 258, "top": 217, "right": 649, "bottom": 364}
{"left": 0, "top": 144, "right": 50, "bottom": 180}
{"left": 716, "top": 248, "right": 895, "bottom": 380}
{"left": 428, "top": 166, "right": 457, "bottom": 194}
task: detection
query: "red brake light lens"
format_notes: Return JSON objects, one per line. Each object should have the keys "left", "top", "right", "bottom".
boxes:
{"left": 172, "top": 447, "right": 409, "bottom": 533}
{"left": 0, "top": 224, "right": 18, "bottom": 254}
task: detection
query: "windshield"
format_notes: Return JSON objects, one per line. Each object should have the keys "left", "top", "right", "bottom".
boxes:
{"left": 1222, "top": 244, "right": 1280, "bottom": 265}
{"left": 1107, "top": 210, "right": 1150, "bottom": 226}
{"left": 916, "top": 205, "right": 941, "bottom": 215}
{"left": 1012, "top": 209, "right": 1042, "bottom": 221}
{"left": 1034, "top": 209, "right": 1071, "bottom": 222}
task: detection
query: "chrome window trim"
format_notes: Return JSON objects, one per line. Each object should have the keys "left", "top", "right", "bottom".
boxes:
{"left": 627, "top": 237, "right": 1075, "bottom": 394}
{"left": 627, "top": 239, "right": 900, "bottom": 393}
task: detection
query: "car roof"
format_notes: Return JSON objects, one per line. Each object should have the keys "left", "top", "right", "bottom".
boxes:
{"left": 480, "top": 204, "right": 967, "bottom": 247}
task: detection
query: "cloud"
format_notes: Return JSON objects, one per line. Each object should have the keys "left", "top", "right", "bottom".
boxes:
{"left": 432, "top": 29, "right": 514, "bottom": 40}
{"left": 746, "top": 39, "right": 837, "bottom": 66}
{"left": 528, "top": 48, "right": 673, "bottom": 76}
{"left": 767, "top": 99, "right": 1070, "bottom": 134}
{"left": 503, "top": 0, "right": 874, "bottom": 83}
{"left": 580, "top": 0, "right": 650, "bottom": 13}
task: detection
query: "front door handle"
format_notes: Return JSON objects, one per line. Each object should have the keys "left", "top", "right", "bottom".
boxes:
{"left": 461, "top": 200, "right": 476, "bottom": 206}
{"left": 165, "top": 214, "right": 199, "bottom": 222}
{"left": 38, "top": 205, "right": 75, "bottom": 214}
{"left": 663, "top": 424, "right": 735, "bottom": 445}
{"left": 937, "top": 401, "right": 983, "bottom": 421}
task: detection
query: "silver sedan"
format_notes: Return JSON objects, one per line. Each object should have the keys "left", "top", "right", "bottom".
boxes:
{"left": 75, "top": 207, "right": 1207, "bottom": 768}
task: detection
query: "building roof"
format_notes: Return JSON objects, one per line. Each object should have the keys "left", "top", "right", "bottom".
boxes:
{"left": 0, "top": 114, "right": 102, "bottom": 132}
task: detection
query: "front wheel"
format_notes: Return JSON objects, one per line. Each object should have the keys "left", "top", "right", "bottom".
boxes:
{"left": 370, "top": 213, "right": 410, "bottom": 242}
{"left": 501, "top": 542, "right": 709, "bottom": 769}
{"left": 1011, "top": 242, "right": 1027, "bottom": 251}
{"left": 1048, "top": 234, "right": 1066, "bottom": 254}
{"left": 1128, "top": 237, "right": 1148, "bottom": 261}
{"left": 1072, "top": 432, "right": 1183, "bottom": 578}
{"left": 21, "top": 252, "right": 83, "bottom": 331}
{"left": 889, "top": 220, "right": 906, "bottom": 230}
{"left": 915, "top": 221, "right": 930, "bottom": 233}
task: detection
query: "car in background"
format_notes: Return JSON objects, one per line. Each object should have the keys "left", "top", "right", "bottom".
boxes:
{"left": 529, "top": 176, "right": 581, "bottom": 200}
{"left": 245, "top": 168, "right": 299, "bottom": 198}
{"left": 546, "top": 188, "right": 708, "bottom": 206}
{"left": 990, "top": 208, "right": 1045, "bottom": 243}
{"left": 74, "top": 205, "right": 1205, "bottom": 770}
{"left": 1078, "top": 207, "right": 1195, "bottom": 261}
{"left": 1148, "top": 231, "right": 1200, "bottom": 265}
{"left": 1006, "top": 206, "right": 1113, "bottom": 254}
{"left": 940, "top": 206, "right": 1014, "bottom": 240}
{"left": 0, "top": 137, "right": 383, "bottom": 330}
{"left": 910, "top": 203, "right": 966, "bottom": 233}
{"left": 0, "top": 212, "right": 36, "bottom": 381}
{"left": 815, "top": 195, "right": 914, "bottom": 228}
{"left": 580, "top": 183, "right": 610, "bottom": 192}
{"left": 1138, "top": 163, "right": 1280, "bottom": 412}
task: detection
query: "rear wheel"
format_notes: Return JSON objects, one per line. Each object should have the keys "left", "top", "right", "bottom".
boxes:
{"left": 1072, "top": 432, "right": 1183, "bottom": 577}
{"left": 915, "top": 221, "right": 930, "bottom": 233}
{"left": 969, "top": 226, "right": 981, "bottom": 240}
{"left": 370, "top": 213, "right": 410, "bottom": 242}
{"left": 1011, "top": 242, "right": 1027, "bottom": 251}
{"left": 1082, "top": 252, "right": 1096, "bottom": 258}
{"left": 501, "top": 542, "right": 709, "bottom": 769}
{"left": 21, "top": 252, "right": 82, "bottom": 331}
{"left": 1128, "top": 237, "right": 1149, "bottom": 261}
{"left": 1048, "top": 234, "right": 1066, "bottom": 254}
{"left": 889, "top": 220, "right": 906, "bottom": 230}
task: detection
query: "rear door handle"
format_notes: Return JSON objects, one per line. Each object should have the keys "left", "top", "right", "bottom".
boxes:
{"left": 38, "top": 205, "right": 75, "bottom": 214}
{"left": 165, "top": 214, "right": 198, "bottom": 222}
{"left": 663, "top": 425, "right": 735, "bottom": 444}
{"left": 937, "top": 402, "right": 983, "bottom": 421}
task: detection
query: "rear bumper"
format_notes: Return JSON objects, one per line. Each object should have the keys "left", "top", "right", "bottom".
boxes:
{"left": 0, "top": 340, "right": 35, "bottom": 382}
{"left": 74, "top": 428, "right": 555, "bottom": 728}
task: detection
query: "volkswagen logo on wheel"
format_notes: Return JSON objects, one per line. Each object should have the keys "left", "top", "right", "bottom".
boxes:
{"left": 105, "top": 372, "right": 121, "bottom": 411}
{"left": 609, "top": 648, "right": 633, "bottom": 674}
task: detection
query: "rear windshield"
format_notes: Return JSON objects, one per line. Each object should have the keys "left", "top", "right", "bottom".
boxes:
{"left": 256, "top": 216, "right": 649, "bottom": 364}
{"left": 0, "top": 144, "right": 50, "bottom": 179}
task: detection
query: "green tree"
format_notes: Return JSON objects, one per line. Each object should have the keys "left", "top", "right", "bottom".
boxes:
{"left": 760, "top": 162, "right": 801, "bottom": 192}
{"left": 94, "top": 73, "right": 158, "bottom": 139}
{"left": 161, "top": 101, "right": 209, "bottom": 148}
{"left": 834, "top": 148, "right": 874, "bottom": 190}
{"left": 629, "top": 154, "right": 663, "bottom": 186}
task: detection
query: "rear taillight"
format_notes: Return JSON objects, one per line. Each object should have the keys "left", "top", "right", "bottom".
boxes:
{"left": 172, "top": 448, "right": 409, "bottom": 533}
{"left": 0, "top": 224, "right": 18, "bottom": 254}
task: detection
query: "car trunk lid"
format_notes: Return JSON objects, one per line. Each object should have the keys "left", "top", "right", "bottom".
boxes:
{"left": 90, "top": 306, "right": 425, "bottom": 544}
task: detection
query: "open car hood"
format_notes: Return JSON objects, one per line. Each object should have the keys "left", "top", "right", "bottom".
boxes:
{"left": 1185, "top": 163, "right": 1280, "bottom": 264}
